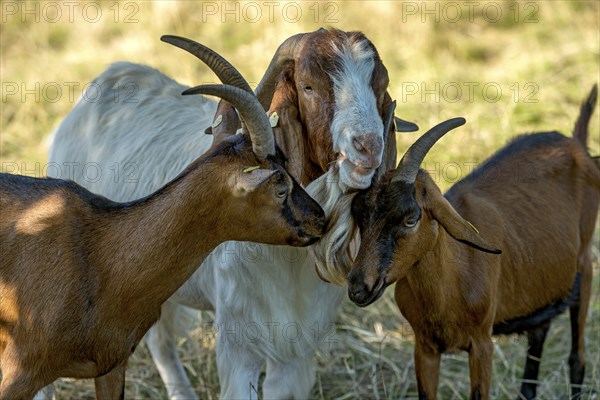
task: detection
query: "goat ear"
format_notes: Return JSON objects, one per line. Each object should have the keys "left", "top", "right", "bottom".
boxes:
{"left": 380, "top": 92, "right": 398, "bottom": 172}
{"left": 269, "top": 76, "right": 305, "bottom": 183}
{"left": 233, "top": 168, "right": 278, "bottom": 196}
{"left": 210, "top": 100, "right": 241, "bottom": 145}
{"left": 378, "top": 92, "right": 420, "bottom": 172}
{"left": 428, "top": 189, "right": 502, "bottom": 254}
{"left": 592, "top": 156, "right": 600, "bottom": 169}
{"left": 394, "top": 117, "right": 419, "bottom": 132}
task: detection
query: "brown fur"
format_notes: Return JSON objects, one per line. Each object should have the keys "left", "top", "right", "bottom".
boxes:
{"left": 211, "top": 29, "right": 399, "bottom": 186}
{"left": 0, "top": 135, "right": 325, "bottom": 400}
{"left": 348, "top": 87, "right": 600, "bottom": 399}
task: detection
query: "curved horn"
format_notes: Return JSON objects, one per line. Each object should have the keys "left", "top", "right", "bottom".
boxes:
{"left": 392, "top": 117, "right": 466, "bottom": 183}
{"left": 160, "top": 35, "right": 253, "bottom": 93}
{"left": 183, "top": 84, "right": 275, "bottom": 159}
{"left": 254, "top": 32, "right": 310, "bottom": 110}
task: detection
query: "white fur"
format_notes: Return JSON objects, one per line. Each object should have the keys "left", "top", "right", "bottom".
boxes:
{"left": 47, "top": 62, "right": 215, "bottom": 200}
{"left": 47, "top": 62, "right": 358, "bottom": 400}
{"left": 331, "top": 39, "right": 384, "bottom": 189}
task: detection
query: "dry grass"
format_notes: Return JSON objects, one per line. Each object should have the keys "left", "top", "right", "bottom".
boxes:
{"left": 1, "top": 1, "right": 599, "bottom": 399}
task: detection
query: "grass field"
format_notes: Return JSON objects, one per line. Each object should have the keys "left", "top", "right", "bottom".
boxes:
{"left": 1, "top": 1, "right": 599, "bottom": 398}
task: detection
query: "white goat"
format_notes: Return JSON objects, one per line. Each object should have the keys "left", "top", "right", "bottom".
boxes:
{"left": 47, "top": 31, "right": 406, "bottom": 399}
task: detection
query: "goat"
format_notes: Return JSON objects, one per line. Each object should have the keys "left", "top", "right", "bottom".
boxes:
{"left": 347, "top": 85, "right": 599, "bottom": 399}
{"left": 0, "top": 44, "right": 327, "bottom": 400}
{"left": 46, "top": 29, "right": 410, "bottom": 399}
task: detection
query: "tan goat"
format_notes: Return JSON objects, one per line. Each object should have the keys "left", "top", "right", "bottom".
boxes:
{"left": 348, "top": 86, "right": 599, "bottom": 399}
{"left": 0, "top": 43, "right": 325, "bottom": 400}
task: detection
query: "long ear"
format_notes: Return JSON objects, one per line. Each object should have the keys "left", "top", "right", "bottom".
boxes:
{"left": 380, "top": 92, "right": 398, "bottom": 172}
{"left": 394, "top": 117, "right": 419, "bottom": 132}
{"left": 428, "top": 188, "right": 502, "bottom": 254}
{"left": 205, "top": 100, "right": 241, "bottom": 146}
{"left": 233, "top": 168, "right": 278, "bottom": 197}
{"left": 267, "top": 69, "right": 306, "bottom": 184}
{"left": 592, "top": 155, "right": 600, "bottom": 169}
{"left": 379, "top": 92, "right": 420, "bottom": 172}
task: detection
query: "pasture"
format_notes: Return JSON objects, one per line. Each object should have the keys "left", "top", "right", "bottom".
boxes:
{"left": 1, "top": 1, "right": 599, "bottom": 398}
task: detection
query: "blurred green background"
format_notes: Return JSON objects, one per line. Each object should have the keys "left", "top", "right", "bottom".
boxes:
{"left": 1, "top": 1, "right": 599, "bottom": 398}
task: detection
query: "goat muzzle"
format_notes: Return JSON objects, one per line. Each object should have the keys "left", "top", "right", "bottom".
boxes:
{"left": 347, "top": 273, "right": 388, "bottom": 307}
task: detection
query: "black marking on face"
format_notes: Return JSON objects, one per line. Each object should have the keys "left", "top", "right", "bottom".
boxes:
{"left": 282, "top": 171, "right": 325, "bottom": 239}
{"left": 352, "top": 177, "right": 421, "bottom": 275}
{"left": 268, "top": 144, "right": 290, "bottom": 167}
{"left": 283, "top": 184, "right": 304, "bottom": 230}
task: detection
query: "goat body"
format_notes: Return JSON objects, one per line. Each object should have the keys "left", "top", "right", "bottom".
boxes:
{"left": 348, "top": 86, "right": 599, "bottom": 399}
{"left": 1, "top": 42, "right": 327, "bottom": 400}
{"left": 0, "top": 134, "right": 325, "bottom": 399}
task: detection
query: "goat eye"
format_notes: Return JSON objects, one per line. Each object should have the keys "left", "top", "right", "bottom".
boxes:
{"left": 304, "top": 86, "right": 313, "bottom": 94}
{"left": 404, "top": 219, "right": 418, "bottom": 228}
{"left": 277, "top": 190, "right": 287, "bottom": 199}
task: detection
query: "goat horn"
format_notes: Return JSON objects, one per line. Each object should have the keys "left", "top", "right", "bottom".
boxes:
{"left": 161, "top": 35, "right": 253, "bottom": 93}
{"left": 255, "top": 32, "right": 309, "bottom": 110}
{"left": 392, "top": 118, "right": 466, "bottom": 183}
{"left": 183, "top": 84, "right": 275, "bottom": 159}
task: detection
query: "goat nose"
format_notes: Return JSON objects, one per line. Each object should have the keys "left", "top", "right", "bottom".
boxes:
{"left": 353, "top": 135, "right": 383, "bottom": 165}
{"left": 347, "top": 270, "right": 368, "bottom": 300}
{"left": 348, "top": 283, "right": 369, "bottom": 304}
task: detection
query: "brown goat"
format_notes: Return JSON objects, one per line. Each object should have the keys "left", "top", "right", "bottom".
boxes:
{"left": 348, "top": 85, "right": 599, "bottom": 399}
{"left": 0, "top": 45, "right": 326, "bottom": 400}
{"left": 199, "top": 28, "right": 418, "bottom": 188}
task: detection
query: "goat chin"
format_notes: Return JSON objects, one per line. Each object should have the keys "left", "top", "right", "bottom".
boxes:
{"left": 337, "top": 158, "right": 376, "bottom": 189}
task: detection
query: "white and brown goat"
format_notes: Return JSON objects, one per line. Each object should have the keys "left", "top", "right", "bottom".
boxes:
{"left": 348, "top": 86, "right": 599, "bottom": 399}
{"left": 46, "top": 29, "right": 411, "bottom": 399}
{"left": 0, "top": 45, "right": 326, "bottom": 400}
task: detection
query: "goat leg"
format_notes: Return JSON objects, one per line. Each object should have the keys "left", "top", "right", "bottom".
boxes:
{"left": 0, "top": 362, "right": 44, "bottom": 400}
{"left": 467, "top": 338, "right": 493, "bottom": 400}
{"left": 569, "top": 255, "right": 592, "bottom": 399}
{"left": 94, "top": 364, "right": 126, "bottom": 400}
{"left": 414, "top": 339, "right": 441, "bottom": 400}
{"left": 216, "top": 341, "right": 262, "bottom": 400}
{"left": 145, "top": 301, "right": 196, "bottom": 400}
{"left": 0, "top": 342, "right": 52, "bottom": 400}
{"left": 518, "top": 322, "right": 550, "bottom": 399}
{"left": 263, "top": 355, "right": 316, "bottom": 399}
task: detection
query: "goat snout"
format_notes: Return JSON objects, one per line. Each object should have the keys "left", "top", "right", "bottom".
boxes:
{"left": 347, "top": 269, "right": 386, "bottom": 307}
{"left": 353, "top": 134, "right": 383, "bottom": 168}
{"left": 291, "top": 209, "right": 326, "bottom": 246}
